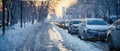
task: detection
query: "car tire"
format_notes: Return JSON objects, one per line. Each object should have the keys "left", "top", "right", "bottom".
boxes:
{"left": 77, "top": 31, "right": 81, "bottom": 38}
{"left": 100, "top": 38, "right": 106, "bottom": 42}
{"left": 107, "top": 35, "right": 114, "bottom": 51}
{"left": 68, "top": 29, "right": 71, "bottom": 34}
{"left": 80, "top": 31, "right": 87, "bottom": 40}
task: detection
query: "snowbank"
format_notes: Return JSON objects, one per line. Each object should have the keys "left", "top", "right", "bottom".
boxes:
{"left": 0, "top": 22, "right": 41, "bottom": 50}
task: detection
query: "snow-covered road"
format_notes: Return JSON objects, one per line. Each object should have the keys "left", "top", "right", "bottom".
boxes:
{"left": 0, "top": 22, "right": 109, "bottom": 51}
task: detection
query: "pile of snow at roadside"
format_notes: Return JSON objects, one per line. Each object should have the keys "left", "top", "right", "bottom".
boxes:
{"left": 0, "top": 22, "right": 41, "bottom": 50}
{"left": 53, "top": 24, "right": 102, "bottom": 51}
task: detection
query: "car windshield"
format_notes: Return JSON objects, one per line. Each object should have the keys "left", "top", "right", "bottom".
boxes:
{"left": 65, "top": 21, "right": 69, "bottom": 23}
{"left": 72, "top": 21, "right": 81, "bottom": 24}
{"left": 87, "top": 20, "right": 107, "bottom": 25}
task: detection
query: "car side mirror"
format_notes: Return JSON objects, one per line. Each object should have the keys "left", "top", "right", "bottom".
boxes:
{"left": 116, "top": 25, "right": 120, "bottom": 30}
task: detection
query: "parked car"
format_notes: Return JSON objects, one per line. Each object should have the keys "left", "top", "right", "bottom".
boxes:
{"left": 68, "top": 19, "right": 82, "bottom": 34}
{"left": 78, "top": 18, "right": 109, "bottom": 41}
{"left": 106, "top": 19, "right": 120, "bottom": 50}
{"left": 64, "top": 20, "right": 70, "bottom": 29}
{"left": 57, "top": 21, "right": 65, "bottom": 28}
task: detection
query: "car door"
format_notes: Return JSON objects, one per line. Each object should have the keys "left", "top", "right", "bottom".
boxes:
{"left": 110, "top": 22, "right": 120, "bottom": 46}
{"left": 68, "top": 21, "right": 72, "bottom": 31}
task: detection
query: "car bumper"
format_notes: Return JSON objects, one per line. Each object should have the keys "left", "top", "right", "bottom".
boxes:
{"left": 71, "top": 28, "right": 78, "bottom": 33}
{"left": 87, "top": 32, "right": 107, "bottom": 40}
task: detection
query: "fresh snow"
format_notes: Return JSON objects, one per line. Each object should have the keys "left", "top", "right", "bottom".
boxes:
{"left": 0, "top": 22, "right": 41, "bottom": 51}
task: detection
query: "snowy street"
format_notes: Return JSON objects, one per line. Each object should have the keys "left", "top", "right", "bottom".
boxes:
{"left": 0, "top": 22, "right": 109, "bottom": 51}
{"left": 0, "top": 23, "right": 66, "bottom": 51}
{"left": 15, "top": 23, "right": 61, "bottom": 51}
{"left": 0, "top": 0, "right": 119, "bottom": 51}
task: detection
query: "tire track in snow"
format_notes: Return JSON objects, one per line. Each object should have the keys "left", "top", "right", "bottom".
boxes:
{"left": 49, "top": 22, "right": 70, "bottom": 51}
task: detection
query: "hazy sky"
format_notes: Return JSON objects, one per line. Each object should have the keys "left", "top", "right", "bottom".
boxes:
{"left": 55, "top": 0, "right": 77, "bottom": 17}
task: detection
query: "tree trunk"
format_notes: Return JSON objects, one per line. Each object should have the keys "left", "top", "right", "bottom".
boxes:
{"left": 107, "top": 0, "right": 110, "bottom": 18}
{"left": 7, "top": 9, "right": 10, "bottom": 26}
{"left": 2, "top": 0, "right": 6, "bottom": 35}
{"left": 20, "top": 1, "right": 23, "bottom": 28}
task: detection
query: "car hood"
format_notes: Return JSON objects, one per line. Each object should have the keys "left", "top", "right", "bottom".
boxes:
{"left": 86, "top": 25, "right": 109, "bottom": 30}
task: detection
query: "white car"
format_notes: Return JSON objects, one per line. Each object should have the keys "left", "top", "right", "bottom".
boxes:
{"left": 106, "top": 19, "right": 120, "bottom": 50}
{"left": 68, "top": 19, "right": 82, "bottom": 34}
{"left": 64, "top": 20, "right": 70, "bottom": 29}
{"left": 78, "top": 18, "right": 109, "bottom": 41}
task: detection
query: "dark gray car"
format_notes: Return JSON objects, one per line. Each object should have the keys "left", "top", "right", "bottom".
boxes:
{"left": 107, "top": 19, "right": 120, "bottom": 51}
{"left": 68, "top": 19, "right": 82, "bottom": 34}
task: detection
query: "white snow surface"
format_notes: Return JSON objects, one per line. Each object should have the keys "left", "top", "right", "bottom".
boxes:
{"left": 0, "top": 22, "right": 41, "bottom": 49}
{"left": 52, "top": 24, "right": 103, "bottom": 51}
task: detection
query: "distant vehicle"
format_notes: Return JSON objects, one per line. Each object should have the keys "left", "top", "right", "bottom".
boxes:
{"left": 52, "top": 21, "right": 58, "bottom": 25}
{"left": 68, "top": 19, "right": 82, "bottom": 34}
{"left": 78, "top": 18, "right": 109, "bottom": 41}
{"left": 64, "top": 20, "right": 70, "bottom": 29}
{"left": 106, "top": 19, "right": 120, "bottom": 50}
{"left": 57, "top": 21, "right": 65, "bottom": 28}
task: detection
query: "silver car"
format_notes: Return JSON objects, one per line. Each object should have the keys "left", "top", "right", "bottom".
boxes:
{"left": 78, "top": 18, "right": 109, "bottom": 41}
{"left": 64, "top": 20, "right": 70, "bottom": 29}
{"left": 68, "top": 19, "right": 82, "bottom": 34}
{"left": 106, "top": 19, "right": 120, "bottom": 50}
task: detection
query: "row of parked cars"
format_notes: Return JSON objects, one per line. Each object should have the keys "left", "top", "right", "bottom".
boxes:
{"left": 57, "top": 18, "right": 120, "bottom": 50}
{"left": 67, "top": 18, "right": 108, "bottom": 41}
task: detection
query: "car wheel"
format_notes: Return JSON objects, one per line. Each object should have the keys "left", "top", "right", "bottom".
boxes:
{"left": 100, "top": 38, "right": 106, "bottom": 42}
{"left": 107, "top": 35, "right": 114, "bottom": 51}
{"left": 77, "top": 31, "right": 81, "bottom": 38}
{"left": 68, "top": 29, "right": 71, "bottom": 34}
{"left": 80, "top": 31, "right": 87, "bottom": 40}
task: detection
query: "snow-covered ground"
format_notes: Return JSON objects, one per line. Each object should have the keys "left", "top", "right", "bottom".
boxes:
{"left": 0, "top": 22, "right": 41, "bottom": 51}
{"left": 52, "top": 23, "right": 109, "bottom": 51}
